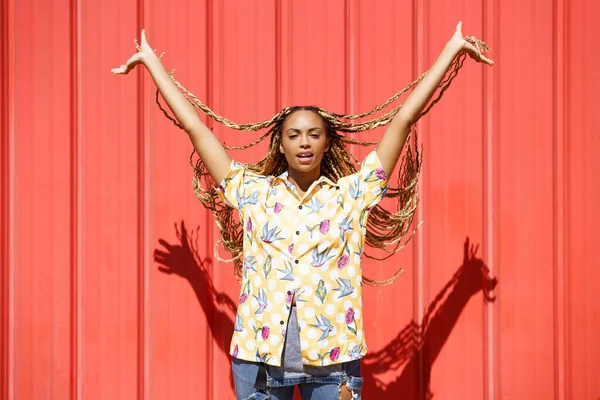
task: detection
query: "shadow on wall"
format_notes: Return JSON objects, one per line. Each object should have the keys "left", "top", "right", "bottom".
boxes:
{"left": 154, "top": 221, "right": 497, "bottom": 399}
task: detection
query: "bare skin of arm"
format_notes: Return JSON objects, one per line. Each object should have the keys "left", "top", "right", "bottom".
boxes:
{"left": 111, "top": 30, "right": 231, "bottom": 184}
{"left": 376, "top": 21, "right": 494, "bottom": 177}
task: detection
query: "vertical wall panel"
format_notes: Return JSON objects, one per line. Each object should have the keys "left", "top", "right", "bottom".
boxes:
{"left": 422, "top": 3, "right": 487, "bottom": 400}
{"left": 482, "top": 0, "right": 500, "bottom": 398}
{"left": 354, "top": 1, "right": 417, "bottom": 397}
{"left": 13, "top": 0, "right": 74, "bottom": 398}
{"left": 2, "top": 1, "right": 599, "bottom": 399}
{"left": 552, "top": 0, "right": 567, "bottom": 398}
{"left": 1, "top": 0, "right": 15, "bottom": 399}
{"left": 80, "top": 0, "right": 141, "bottom": 398}
{"left": 495, "top": 1, "right": 556, "bottom": 399}
{"left": 566, "top": 1, "right": 600, "bottom": 399}
{"left": 146, "top": 1, "right": 215, "bottom": 398}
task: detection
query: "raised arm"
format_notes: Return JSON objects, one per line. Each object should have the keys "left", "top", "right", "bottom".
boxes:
{"left": 111, "top": 30, "right": 231, "bottom": 184}
{"left": 376, "top": 21, "right": 493, "bottom": 177}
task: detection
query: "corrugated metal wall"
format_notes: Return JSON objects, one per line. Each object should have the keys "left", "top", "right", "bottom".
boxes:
{"left": 2, "top": 0, "right": 599, "bottom": 399}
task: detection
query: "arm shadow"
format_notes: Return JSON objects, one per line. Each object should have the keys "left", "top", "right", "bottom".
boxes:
{"left": 154, "top": 225, "right": 497, "bottom": 398}
{"left": 154, "top": 220, "right": 237, "bottom": 388}
{"left": 362, "top": 237, "right": 498, "bottom": 399}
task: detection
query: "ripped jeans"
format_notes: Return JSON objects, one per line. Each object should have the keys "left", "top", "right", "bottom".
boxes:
{"left": 232, "top": 307, "right": 363, "bottom": 400}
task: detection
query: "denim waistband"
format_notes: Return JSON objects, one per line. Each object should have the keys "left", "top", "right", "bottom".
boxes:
{"left": 265, "top": 306, "right": 361, "bottom": 387}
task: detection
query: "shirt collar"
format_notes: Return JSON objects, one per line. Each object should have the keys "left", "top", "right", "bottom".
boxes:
{"left": 273, "top": 171, "right": 339, "bottom": 189}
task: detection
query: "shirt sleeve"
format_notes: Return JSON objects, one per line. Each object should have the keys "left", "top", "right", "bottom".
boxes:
{"left": 341, "top": 150, "right": 389, "bottom": 209}
{"left": 215, "top": 160, "right": 250, "bottom": 209}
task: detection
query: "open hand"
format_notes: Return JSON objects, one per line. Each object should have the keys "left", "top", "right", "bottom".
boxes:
{"left": 111, "top": 29, "right": 158, "bottom": 75}
{"left": 450, "top": 21, "right": 494, "bottom": 66}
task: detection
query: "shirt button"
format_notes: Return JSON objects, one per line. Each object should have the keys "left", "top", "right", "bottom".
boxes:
{"left": 296, "top": 231, "right": 300, "bottom": 235}
{"left": 287, "top": 291, "right": 291, "bottom": 295}
{"left": 280, "top": 320, "right": 284, "bottom": 325}
{"left": 298, "top": 205, "right": 303, "bottom": 210}
{"left": 294, "top": 260, "right": 299, "bottom": 264}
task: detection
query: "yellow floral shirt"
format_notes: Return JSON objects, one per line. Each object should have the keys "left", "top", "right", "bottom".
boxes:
{"left": 216, "top": 150, "right": 389, "bottom": 367}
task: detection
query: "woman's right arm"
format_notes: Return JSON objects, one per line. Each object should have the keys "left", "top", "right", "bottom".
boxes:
{"left": 111, "top": 30, "right": 231, "bottom": 184}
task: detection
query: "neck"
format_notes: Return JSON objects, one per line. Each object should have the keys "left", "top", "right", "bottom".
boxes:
{"left": 286, "top": 166, "right": 321, "bottom": 194}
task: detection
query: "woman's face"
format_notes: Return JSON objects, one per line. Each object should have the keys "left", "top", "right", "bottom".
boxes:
{"left": 279, "top": 110, "right": 330, "bottom": 175}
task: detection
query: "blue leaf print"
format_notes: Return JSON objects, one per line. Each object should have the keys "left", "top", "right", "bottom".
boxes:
{"left": 261, "top": 221, "right": 285, "bottom": 243}
{"left": 310, "top": 247, "right": 336, "bottom": 268}
{"left": 333, "top": 277, "right": 354, "bottom": 299}
{"left": 349, "top": 177, "right": 363, "bottom": 200}
{"left": 294, "top": 288, "right": 308, "bottom": 303}
{"left": 254, "top": 288, "right": 268, "bottom": 314}
{"left": 235, "top": 188, "right": 260, "bottom": 209}
{"left": 354, "top": 242, "right": 364, "bottom": 257}
{"left": 305, "top": 196, "right": 325, "bottom": 214}
{"left": 309, "top": 315, "right": 335, "bottom": 341}
{"left": 234, "top": 314, "right": 245, "bottom": 332}
{"left": 339, "top": 216, "right": 354, "bottom": 242}
{"left": 255, "top": 350, "right": 271, "bottom": 363}
{"left": 348, "top": 344, "right": 364, "bottom": 360}
{"left": 243, "top": 256, "right": 257, "bottom": 279}
{"left": 277, "top": 260, "right": 294, "bottom": 281}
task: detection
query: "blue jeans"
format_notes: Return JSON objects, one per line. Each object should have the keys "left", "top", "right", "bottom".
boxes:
{"left": 232, "top": 358, "right": 363, "bottom": 400}
{"left": 232, "top": 307, "right": 363, "bottom": 399}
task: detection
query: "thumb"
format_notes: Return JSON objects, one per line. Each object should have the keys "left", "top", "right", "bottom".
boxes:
{"left": 455, "top": 21, "right": 463, "bottom": 35}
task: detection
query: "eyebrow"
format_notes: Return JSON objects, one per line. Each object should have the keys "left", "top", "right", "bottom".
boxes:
{"left": 285, "top": 127, "right": 323, "bottom": 134}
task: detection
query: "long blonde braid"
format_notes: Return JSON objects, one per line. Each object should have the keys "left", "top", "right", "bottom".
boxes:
{"left": 155, "top": 38, "right": 487, "bottom": 286}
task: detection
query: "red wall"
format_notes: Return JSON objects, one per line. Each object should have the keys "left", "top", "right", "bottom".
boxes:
{"left": 2, "top": 0, "right": 599, "bottom": 399}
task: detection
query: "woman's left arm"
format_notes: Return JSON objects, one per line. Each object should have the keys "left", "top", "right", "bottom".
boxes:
{"left": 376, "top": 21, "right": 494, "bottom": 177}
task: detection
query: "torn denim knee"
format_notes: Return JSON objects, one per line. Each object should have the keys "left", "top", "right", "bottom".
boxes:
{"left": 339, "top": 376, "right": 363, "bottom": 400}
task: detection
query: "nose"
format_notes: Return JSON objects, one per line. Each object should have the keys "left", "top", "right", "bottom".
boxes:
{"left": 300, "top": 134, "right": 310, "bottom": 148}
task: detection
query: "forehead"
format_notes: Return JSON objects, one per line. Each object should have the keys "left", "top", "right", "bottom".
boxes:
{"left": 283, "top": 110, "right": 325, "bottom": 130}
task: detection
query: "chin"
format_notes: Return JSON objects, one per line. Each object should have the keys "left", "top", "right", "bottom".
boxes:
{"left": 291, "top": 161, "right": 322, "bottom": 174}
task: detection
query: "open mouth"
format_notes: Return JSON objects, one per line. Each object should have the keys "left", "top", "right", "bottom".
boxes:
{"left": 296, "top": 153, "right": 314, "bottom": 164}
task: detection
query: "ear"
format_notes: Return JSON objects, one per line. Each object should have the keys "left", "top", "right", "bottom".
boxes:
{"left": 279, "top": 142, "right": 285, "bottom": 154}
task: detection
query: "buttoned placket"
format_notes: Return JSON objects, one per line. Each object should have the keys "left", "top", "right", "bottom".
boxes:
{"left": 272, "top": 177, "right": 332, "bottom": 342}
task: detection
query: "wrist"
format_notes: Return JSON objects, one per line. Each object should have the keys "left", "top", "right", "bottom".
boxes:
{"left": 141, "top": 51, "right": 162, "bottom": 69}
{"left": 445, "top": 39, "right": 464, "bottom": 55}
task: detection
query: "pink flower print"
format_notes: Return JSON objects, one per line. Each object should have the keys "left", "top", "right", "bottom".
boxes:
{"left": 345, "top": 308, "right": 355, "bottom": 324}
{"left": 288, "top": 244, "right": 294, "bottom": 254}
{"left": 337, "top": 254, "right": 349, "bottom": 270}
{"left": 232, "top": 344, "right": 239, "bottom": 358}
{"left": 246, "top": 217, "right": 252, "bottom": 232}
{"left": 375, "top": 168, "right": 387, "bottom": 181}
{"left": 319, "top": 219, "right": 330, "bottom": 235}
{"left": 286, "top": 290, "right": 294, "bottom": 306}
{"left": 273, "top": 202, "right": 283, "bottom": 214}
{"left": 281, "top": 329, "right": 286, "bottom": 337}
{"left": 330, "top": 347, "right": 341, "bottom": 362}
{"left": 261, "top": 326, "right": 270, "bottom": 340}
{"left": 218, "top": 185, "right": 225, "bottom": 194}
{"left": 239, "top": 293, "right": 248, "bottom": 304}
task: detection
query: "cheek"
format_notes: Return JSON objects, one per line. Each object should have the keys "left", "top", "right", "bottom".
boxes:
{"left": 316, "top": 139, "right": 330, "bottom": 154}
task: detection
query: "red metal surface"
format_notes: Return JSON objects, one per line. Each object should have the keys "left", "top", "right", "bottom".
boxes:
{"left": 2, "top": 0, "right": 599, "bottom": 399}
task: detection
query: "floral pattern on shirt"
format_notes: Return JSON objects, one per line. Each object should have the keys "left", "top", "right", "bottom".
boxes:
{"left": 216, "top": 150, "right": 388, "bottom": 367}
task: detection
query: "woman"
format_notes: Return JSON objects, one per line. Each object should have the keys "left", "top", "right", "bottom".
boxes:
{"left": 112, "top": 21, "right": 492, "bottom": 400}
